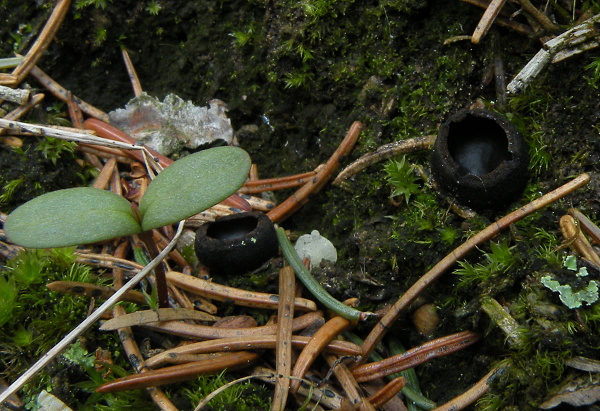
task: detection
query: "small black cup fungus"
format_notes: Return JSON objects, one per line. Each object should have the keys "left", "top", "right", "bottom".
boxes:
{"left": 430, "top": 109, "right": 529, "bottom": 210}
{"left": 194, "top": 211, "right": 278, "bottom": 275}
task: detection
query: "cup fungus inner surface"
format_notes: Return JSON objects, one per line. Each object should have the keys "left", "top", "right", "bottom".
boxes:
{"left": 206, "top": 216, "right": 259, "bottom": 242}
{"left": 447, "top": 114, "right": 511, "bottom": 177}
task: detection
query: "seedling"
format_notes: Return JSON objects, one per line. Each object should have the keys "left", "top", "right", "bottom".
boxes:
{"left": 4, "top": 146, "right": 251, "bottom": 307}
{"left": 0, "top": 146, "right": 251, "bottom": 404}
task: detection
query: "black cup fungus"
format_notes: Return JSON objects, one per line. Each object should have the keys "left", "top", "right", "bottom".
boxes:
{"left": 194, "top": 211, "right": 278, "bottom": 275}
{"left": 430, "top": 109, "right": 529, "bottom": 210}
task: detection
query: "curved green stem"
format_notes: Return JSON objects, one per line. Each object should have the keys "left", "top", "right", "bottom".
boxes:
{"left": 276, "top": 226, "right": 365, "bottom": 321}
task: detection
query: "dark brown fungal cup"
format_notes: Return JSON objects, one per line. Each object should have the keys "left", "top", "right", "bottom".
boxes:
{"left": 430, "top": 109, "right": 529, "bottom": 210}
{"left": 194, "top": 211, "right": 278, "bottom": 275}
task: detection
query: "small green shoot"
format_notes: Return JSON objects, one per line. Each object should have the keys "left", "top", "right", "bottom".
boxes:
{"left": 585, "top": 56, "right": 600, "bottom": 88}
{"left": 146, "top": 0, "right": 161, "bottom": 15}
{"left": 453, "top": 241, "right": 517, "bottom": 288}
{"left": 0, "top": 274, "right": 18, "bottom": 327}
{"left": 0, "top": 178, "right": 24, "bottom": 204}
{"left": 182, "top": 371, "right": 270, "bottom": 411}
{"left": 35, "top": 137, "right": 76, "bottom": 165}
{"left": 384, "top": 156, "right": 420, "bottom": 204}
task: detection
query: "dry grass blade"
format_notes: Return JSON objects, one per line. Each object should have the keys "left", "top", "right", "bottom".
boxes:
{"left": 96, "top": 351, "right": 260, "bottom": 393}
{"left": 194, "top": 374, "right": 275, "bottom": 411}
{"left": 142, "top": 311, "right": 324, "bottom": 340}
{"left": 358, "top": 173, "right": 590, "bottom": 363}
{"left": 100, "top": 308, "right": 220, "bottom": 330}
{"left": 273, "top": 266, "right": 296, "bottom": 410}
{"left": 290, "top": 316, "right": 353, "bottom": 393}
{"left": 167, "top": 271, "right": 317, "bottom": 311}
{"left": 145, "top": 335, "right": 361, "bottom": 368}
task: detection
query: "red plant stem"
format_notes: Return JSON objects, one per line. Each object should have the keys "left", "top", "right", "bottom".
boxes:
{"left": 84, "top": 118, "right": 172, "bottom": 167}
{"left": 352, "top": 331, "right": 480, "bottom": 382}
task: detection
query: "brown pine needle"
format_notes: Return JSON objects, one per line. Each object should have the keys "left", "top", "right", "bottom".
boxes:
{"left": 290, "top": 316, "right": 354, "bottom": 393}
{"left": 273, "top": 266, "right": 296, "bottom": 410}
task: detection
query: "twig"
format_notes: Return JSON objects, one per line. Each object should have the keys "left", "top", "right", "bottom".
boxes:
{"left": 92, "top": 157, "right": 118, "bottom": 190}
{"left": 459, "top": 0, "right": 534, "bottom": 37}
{"left": 0, "top": 222, "right": 184, "bottom": 406}
{"left": 507, "top": 14, "right": 600, "bottom": 94}
{"left": 0, "top": 85, "right": 30, "bottom": 104}
{"left": 267, "top": 121, "right": 363, "bottom": 222}
{"left": 252, "top": 366, "right": 351, "bottom": 410}
{"left": 239, "top": 171, "right": 319, "bottom": 194}
{"left": 353, "top": 331, "right": 479, "bottom": 382}
{"left": 568, "top": 208, "right": 600, "bottom": 246}
{"left": 358, "top": 173, "right": 590, "bottom": 364}
{"left": 46, "top": 280, "right": 147, "bottom": 305}
{"left": 471, "top": 0, "right": 508, "bottom": 44}
{"left": 0, "top": 93, "right": 45, "bottom": 136}
{"left": 273, "top": 266, "right": 296, "bottom": 411}
{"left": 333, "top": 134, "right": 436, "bottom": 185}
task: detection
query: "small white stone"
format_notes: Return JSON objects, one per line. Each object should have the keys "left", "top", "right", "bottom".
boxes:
{"left": 294, "top": 230, "right": 337, "bottom": 267}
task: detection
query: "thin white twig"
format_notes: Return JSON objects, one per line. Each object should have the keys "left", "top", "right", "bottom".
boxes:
{"left": 0, "top": 222, "right": 185, "bottom": 406}
{"left": 0, "top": 118, "right": 142, "bottom": 151}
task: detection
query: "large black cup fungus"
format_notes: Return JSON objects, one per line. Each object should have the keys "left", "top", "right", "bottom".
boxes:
{"left": 194, "top": 211, "right": 278, "bottom": 275}
{"left": 430, "top": 109, "right": 529, "bottom": 210}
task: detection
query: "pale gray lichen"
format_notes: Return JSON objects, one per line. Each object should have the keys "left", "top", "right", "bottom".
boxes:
{"left": 109, "top": 93, "right": 234, "bottom": 156}
{"left": 541, "top": 255, "right": 599, "bottom": 309}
